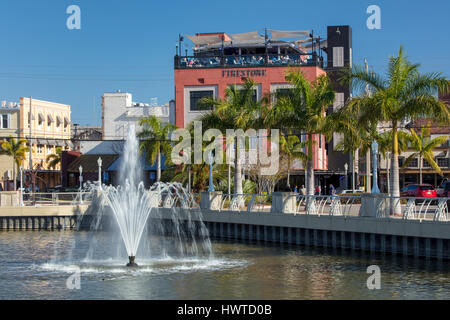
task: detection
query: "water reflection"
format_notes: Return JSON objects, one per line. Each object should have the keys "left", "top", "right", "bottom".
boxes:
{"left": 0, "top": 232, "right": 449, "bottom": 299}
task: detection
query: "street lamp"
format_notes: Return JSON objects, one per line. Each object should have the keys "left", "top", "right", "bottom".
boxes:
{"left": 19, "top": 165, "right": 23, "bottom": 206}
{"left": 79, "top": 165, "right": 83, "bottom": 204}
{"left": 208, "top": 151, "right": 215, "bottom": 192}
{"left": 371, "top": 140, "right": 380, "bottom": 194}
{"left": 97, "top": 157, "right": 102, "bottom": 186}
{"left": 344, "top": 163, "right": 348, "bottom": 190}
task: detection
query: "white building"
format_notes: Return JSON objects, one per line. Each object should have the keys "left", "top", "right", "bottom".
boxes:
{"left": 102, "top": 91, "right": 175, "bottom": 140}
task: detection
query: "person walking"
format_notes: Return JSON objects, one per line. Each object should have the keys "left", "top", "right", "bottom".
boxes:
{"left": 300, "top": 185, "right": 306, "bottom": 195}
{"left": 294, "top": 185, "right": 298, "bottom": 193}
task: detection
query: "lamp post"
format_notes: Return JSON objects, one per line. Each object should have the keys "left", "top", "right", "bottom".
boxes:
{"left": 344, "top": 163, "right": 348, "bottom": 190}
{"left": 19, "top": 165, "right": 23, "bottom": 206}
{"left": 371, "top": 140, "right": 380, "bottom": 194}
{"left": 97, "top": 157, "right": 102, "bottom": 187}
{"left": 79, "top": 165, "right": 83, "bottom": 204}
{"left": 208, "top": 151, "right": 215, "bottom": 192}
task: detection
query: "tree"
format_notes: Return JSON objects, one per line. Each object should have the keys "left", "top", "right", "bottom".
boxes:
{"left": 341, "top": 46, "right": 449, "bottom": 212}
{"left": 46, "top": 147, "right": 62, "bottom": 169}
{"left": 269, "top": 69, "right": 335, "bottom": 196}
{"left": 279, "top": 133, "right": 307, "bottom": 189}
{"left": 138, "top": 116, "right": 177, "bottom": 183}
{"left": 0, "top": 137, "right": 28, "bottom": 190}
{"left": 402, "top": 123, "right": 449, "bottom": 184}
{"left": 199, "top": 78, "right": 262, "bottom": 195}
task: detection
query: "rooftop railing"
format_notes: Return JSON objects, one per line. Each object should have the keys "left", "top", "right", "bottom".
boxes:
{"left": 175, "top": 53, "right": 325, "bottom": 69}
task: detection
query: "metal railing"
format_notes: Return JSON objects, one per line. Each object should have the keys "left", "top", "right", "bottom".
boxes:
{"left": 202, "top": 193, "right": 450, "bottom": 222}
{"left": 21, "top": 192, "right": 93, "bottom": 206}
{"left": 175, "top": 53, "right": 324, "bottom": 69}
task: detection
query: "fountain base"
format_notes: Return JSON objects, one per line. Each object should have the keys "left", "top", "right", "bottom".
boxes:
{"left": 126, "top": 256, "right": 138, "bottom": 267}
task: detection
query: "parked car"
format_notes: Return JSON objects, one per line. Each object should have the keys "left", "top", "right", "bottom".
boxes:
{"left": 400, "top": 184, "right": 437, "bottom": 198}
{"left": 437, "top": 180, "right": 450, "bottom": 197}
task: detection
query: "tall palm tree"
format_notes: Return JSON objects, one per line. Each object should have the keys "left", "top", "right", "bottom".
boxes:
{"left": 46, "top": 147, "right": 62, "bottom": 169}
{"left": 269, "top": 69, "right": 335, "bottom": 196}
{"left": 402, "top": 124, "right": 449, "bottom": 184}
{"left": 199, "top": 78, "right": 261, "bottom": 195}
{"left": 341, "top": 46, "right": 449, "bottom": 212}
{"left": 138, "top": 116, "right": 177, "bottom": 182}
{"left": 0, "top": 137, "right": 28, "bottom": 190}
{"left": 279, "top": 133, "right": 307, "bottom": 189}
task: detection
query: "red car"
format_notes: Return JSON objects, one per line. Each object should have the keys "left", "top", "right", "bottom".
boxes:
{"left": 400, "top": 184, "right": 437, "bottom": 198}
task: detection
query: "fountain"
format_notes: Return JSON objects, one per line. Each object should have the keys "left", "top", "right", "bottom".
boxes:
{"left": 83, "top": 125, "right": 212, "bottom": 267}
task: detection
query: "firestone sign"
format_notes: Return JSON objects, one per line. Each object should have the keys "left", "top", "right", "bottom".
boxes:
{"left": 222, "top": 69, "right": 266, "bottom": 78}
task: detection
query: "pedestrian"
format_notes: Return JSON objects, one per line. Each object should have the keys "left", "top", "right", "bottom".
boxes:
{"left": 294, "top": 185, "right": 298, "bottom": 193}
{"left": 329, "top": 184, "right": 335, "bottom": 196}
{"left": 315, "top": 185, "right": 320, "bottom": 195}
{"left": 301, "top": 185, "right": 306, "bottom": 195}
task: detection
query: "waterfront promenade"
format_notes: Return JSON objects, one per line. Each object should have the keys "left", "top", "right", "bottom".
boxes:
{"left": 0, "top": 191, "right": 449, "bottom": 260}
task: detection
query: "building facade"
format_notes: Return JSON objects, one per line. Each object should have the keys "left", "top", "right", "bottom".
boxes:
{"left": 101, "top": 91, "right": 175, "bottom": 140}
{"left": 19, "top": 97, "right": 71, "bottom": 190}
{"left": 174, "top": 27, "right": 352, "bottom": 190}
{"left": 0, "top": 101, "right": 21, "bottom": 190}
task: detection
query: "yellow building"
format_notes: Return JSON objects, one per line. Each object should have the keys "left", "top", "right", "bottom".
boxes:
{"left": 19, "top": 97, "right": 71, "bottom": 190}
{"left": 0, "top": 101, "right": 21, "bottom": 190}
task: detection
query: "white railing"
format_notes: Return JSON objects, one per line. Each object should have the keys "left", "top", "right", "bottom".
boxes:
{"left": 21, "top": 192, "right": 93, "bottom": 206}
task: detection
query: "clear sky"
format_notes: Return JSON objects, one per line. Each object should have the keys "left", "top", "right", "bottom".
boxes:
{"left": 0, "top": 0, "right": 449, "bottom": 126}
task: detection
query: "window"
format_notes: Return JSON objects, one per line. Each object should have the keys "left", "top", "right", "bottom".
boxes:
{"left": 333, "top": 93, "right": 345, "bottom": 111}
{"left": 276, "top": 88, "right": 294, "bottom": 99}
{"left": 333, "top": 47, "right": 344, "bottom": 67}
{"left": 437, "top": 158, "right": 449, "bottom": 168}
{"left": 423, "top": 159, "right": 431, "bottom": 168}
{"left": 47, "top": 145, "right": 53, "bottom": 154}
{"left": 190, "top": 90, "right": 214, "bottom": 111}
{"left": 407, "top": 158, "right": 418, "bottom": 168}
{"left": 37, "top": 145, "right": 43, "bottom": 154}
{"left": 398, "top": 157, "right": 405, "bottom": 167}
{"left": 237, "top": 89, "right": 257, "bottom": 102}
{"left": 0, "top": 114, "right": 9, "bottom": 129}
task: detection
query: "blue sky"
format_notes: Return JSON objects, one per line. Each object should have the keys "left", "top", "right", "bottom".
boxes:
{"left": 0, "top": 0, "right": 449, "bottom": 126}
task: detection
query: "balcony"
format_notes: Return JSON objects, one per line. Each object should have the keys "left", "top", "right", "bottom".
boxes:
{"left": 174, "top": 53, "right": 325, "bottom": 69}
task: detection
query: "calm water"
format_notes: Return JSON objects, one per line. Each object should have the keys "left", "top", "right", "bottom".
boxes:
{"left": 0, "top": 231, "right": 449, "bottom": 300}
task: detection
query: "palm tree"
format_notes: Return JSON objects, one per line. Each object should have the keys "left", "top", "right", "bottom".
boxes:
{"left": 138, "top": 116, "right": 177, "bottom": 183}
{"left": 0, "top": 137, "right": 28, "bottom": 190}
{"left": 279, "top": 133, "right": 307, "bottom": 189}
{"left": 199, "top": 78, "right": 261, "bottom": 195}
{"left": 402, "top": 124, "right": 449, "bottom": 184}
{"left": 341, "top": 46, "right": 449, "bottom": 212}
{"left": 46, "top": 147, "right": 62, "bottom": 169}
{"left": 269, "top": 69, "right": 335, "bottom": 196}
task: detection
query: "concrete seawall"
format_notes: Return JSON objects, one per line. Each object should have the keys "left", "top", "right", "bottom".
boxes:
{"left": 0, "top": 205, "right": 90, "bottom": 230}
{"left": 155, "top": 208, "right": 450, "bottom": 260}
{"left": 1, "top": 203, "right": 449, "bottom": 260}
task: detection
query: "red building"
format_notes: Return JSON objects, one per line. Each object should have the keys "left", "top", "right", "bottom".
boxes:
{"left": 173, "top": 28, "right": 352, "bottom": 190}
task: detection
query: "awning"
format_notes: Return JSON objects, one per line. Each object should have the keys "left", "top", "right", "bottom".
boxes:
{"left": 47, "top": 114, "right": 54, "bottom": 123}
{"left": 229, "top": 31, "right": 264, "bottom": 42}
{"left": 47, "top": 139, "right": 56, "bottom": 145}
{"left": 64, "top": 116, "right": 70, "bottom": 126}
{"left": 186, "top": 34, "right": 222, "bottom": 45}
{"left": 268, "top": 29, "right": 310, "bottom": 39}
{"left": 38, "top": 113, "right": 45, "bottom": 122}
{"left": 56, "top": 115, "right": 62, "bottom": 125}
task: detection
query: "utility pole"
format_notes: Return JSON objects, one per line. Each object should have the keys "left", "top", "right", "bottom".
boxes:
{"left": 365, "top": 59, "right": 371, "bottom": 193}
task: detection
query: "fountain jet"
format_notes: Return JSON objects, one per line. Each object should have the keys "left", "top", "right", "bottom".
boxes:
{"left": 127, "top": 256, "right": 138, "bottom": 267}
